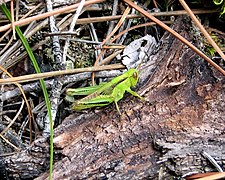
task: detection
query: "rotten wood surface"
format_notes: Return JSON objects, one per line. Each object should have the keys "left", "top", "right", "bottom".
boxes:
{"left": 1, "top": 16, "right": 225, "bottom": 179}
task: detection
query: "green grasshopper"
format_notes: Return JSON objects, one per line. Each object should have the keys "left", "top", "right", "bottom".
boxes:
{"left": 66, "top": 69, "right": 143, "bottom": 114}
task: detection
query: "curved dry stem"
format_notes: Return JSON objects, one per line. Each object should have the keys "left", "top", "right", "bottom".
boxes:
{"left": 0, "top": 65, "right": 34, "bottom": 143}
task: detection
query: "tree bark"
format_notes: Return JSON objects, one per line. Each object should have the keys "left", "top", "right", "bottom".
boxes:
{"left": 2, "top": 16, "right": 225, "bottom": 179}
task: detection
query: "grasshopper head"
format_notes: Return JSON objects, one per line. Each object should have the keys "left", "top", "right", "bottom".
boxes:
{"left": 128, "top": 69, "right": 139, "bottom": 87}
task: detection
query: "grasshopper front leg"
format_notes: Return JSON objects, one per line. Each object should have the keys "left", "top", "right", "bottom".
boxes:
{"left": 126, "top": 88, "right": 144, "bottom": 100}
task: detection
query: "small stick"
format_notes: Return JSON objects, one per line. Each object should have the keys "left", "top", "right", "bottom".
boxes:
{"left": 0, "top": 64, "right": 125, "bottom": 84}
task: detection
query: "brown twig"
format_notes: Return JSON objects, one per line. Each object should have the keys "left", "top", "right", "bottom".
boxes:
{"left": 0, "top": 99, "right": 24, "bottom": 135}
{"left": 0, "top": 134, "right": 20, "bottom": 151}
{"left": 0, "top": 64, "right": 125, "bottom": 84}
{"left": 75, "top": 9, "right": 218, "bottom": 25}
{"left": 196, "top": 172, "right": 225, "bottom": 180}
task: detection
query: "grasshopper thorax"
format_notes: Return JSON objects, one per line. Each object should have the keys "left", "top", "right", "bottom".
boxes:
{"left": 127, "top": 69, "right": 139, "bottom": 87}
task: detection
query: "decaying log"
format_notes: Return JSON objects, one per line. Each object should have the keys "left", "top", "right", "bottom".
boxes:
{"left": 2, "top": 16, "right": 225, "bottom": 179}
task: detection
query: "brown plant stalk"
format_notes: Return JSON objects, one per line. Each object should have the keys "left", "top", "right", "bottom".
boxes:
{"left": 0, "top": 64, "right": 125, "bottom": 84}
{"left": 0, "top": 65, "right": 34, "bottom": 144}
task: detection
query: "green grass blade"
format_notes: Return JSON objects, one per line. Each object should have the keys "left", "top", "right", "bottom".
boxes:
{"left": 0, "top": 5, "right": 54, "bottom": 180}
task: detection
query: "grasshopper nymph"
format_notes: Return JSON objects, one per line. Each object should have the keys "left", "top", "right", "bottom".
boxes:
{"left": 66, "top": 69, "right": 143, "bottom": 115}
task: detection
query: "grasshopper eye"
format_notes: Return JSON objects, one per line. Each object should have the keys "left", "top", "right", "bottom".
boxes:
{"left": 132, "top": 72, "right": 138, "bottom": 80}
